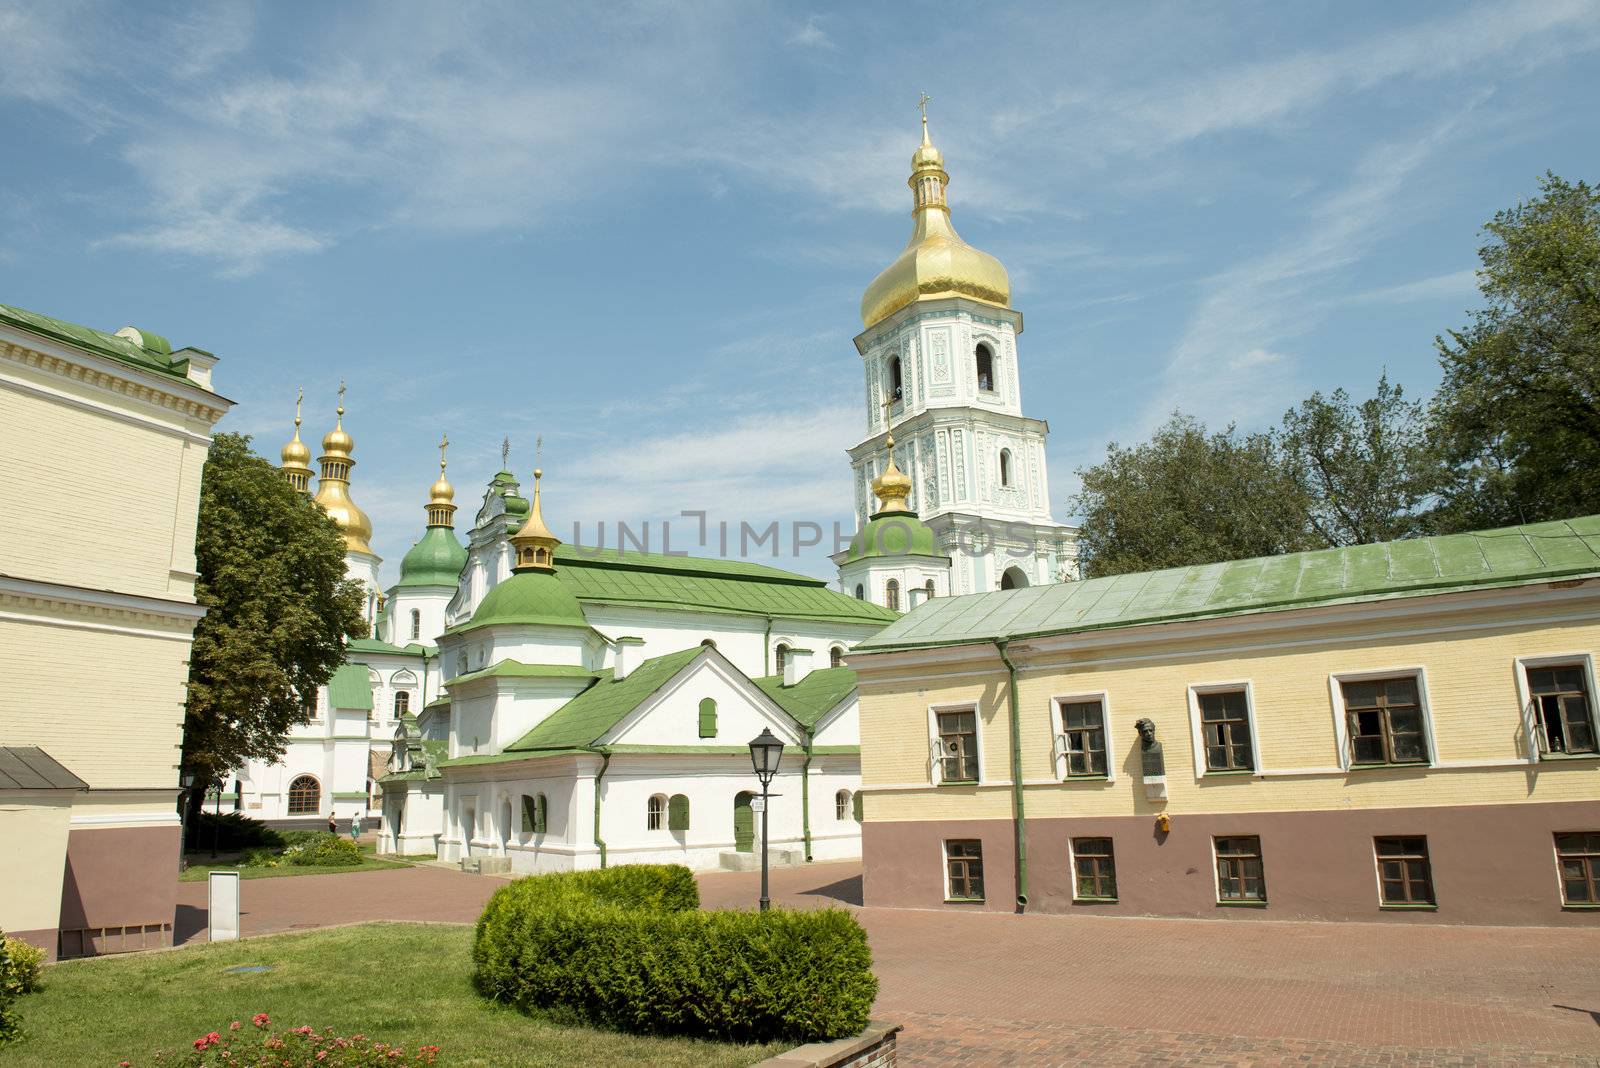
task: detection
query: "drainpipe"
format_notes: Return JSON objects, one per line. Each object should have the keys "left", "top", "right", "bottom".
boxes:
{"left": 592, "top": 749, "right": 611, "bottom": 869}
{"left": 995, "top": 641, "right": 1028, "bottom": 911}
{"left": 762, "top": 617, "right": 773, "bottom": 676}
{"left": 800, "top": 734, "right": 814, "bottom": 862}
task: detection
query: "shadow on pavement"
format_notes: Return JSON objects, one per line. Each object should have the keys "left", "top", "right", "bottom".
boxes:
{"left": 175, "top": 903, "right": 208, "bottom": 946}
{"left": 1553, "top": 1004, "right": 1600, "bottom": 1027}
{"left": 803, "top": 874, "right": 863, "bottom": 906}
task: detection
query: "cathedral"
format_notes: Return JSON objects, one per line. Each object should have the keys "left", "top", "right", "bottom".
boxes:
{"left": 235, "top": 111, "right": 1080, "bottom": 872}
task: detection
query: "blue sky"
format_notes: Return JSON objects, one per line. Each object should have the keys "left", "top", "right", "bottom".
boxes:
{"left": 3, "top": 0, "right": 1599, "bottom": 583}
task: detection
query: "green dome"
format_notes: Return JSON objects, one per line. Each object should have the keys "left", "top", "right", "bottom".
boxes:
{"left": 462, "top": 571, "right": 589, "bottom": 631}
{"left": 396, "top": 526, "right": 468, "bottom": 588}
{"left": 843, "top": 510, "right": 942, "bottom": 563}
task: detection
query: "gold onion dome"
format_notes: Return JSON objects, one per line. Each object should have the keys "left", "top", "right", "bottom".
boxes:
{"left": 428, "top": 434, "right": 457, "bottom": 521}
{"left": 859, "top": 105, "right": 1010, "bottom": 329}
{"left": 312, "top": 384, "right": 374, "bottom": 554}
{"left": 870, "top": 429, "right": 914, "bottom": 514}
{"left": 509, "top": 467, "right": 561, "bottom": 572}
{"left": 280, "top": 388, "right": 314, "bottom": 493}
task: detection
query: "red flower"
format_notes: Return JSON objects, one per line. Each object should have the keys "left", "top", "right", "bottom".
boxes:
{"left": 230, "top": 1020, "right": 242, "bottom": 1031}
{"left": 253, "top": 1014, "right": 271, "bottom": 1028}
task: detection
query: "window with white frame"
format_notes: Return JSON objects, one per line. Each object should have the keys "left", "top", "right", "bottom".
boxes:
{"left": 932, "top": 707, "right": 979, "bottom": 784}
{"left": 1522, "top": 660, "right": 1597, "bottom": 756}
{"left": 1188, "top": 685, "right": 1257, "bottom": 773}
{"left": 944, "top": 839, "right": 984, "bottom": 902}
{"left": 1055, "top": 697, "right": 1109, "bottom": 778}
{"left": 646, "top": 794, "right": 666, "bottom": 831}
{"left": 835, "top": 789, "right": 851, "bottom": 821}
{"left": 1330, "top": 670, "right": 1434, "bottom": 769}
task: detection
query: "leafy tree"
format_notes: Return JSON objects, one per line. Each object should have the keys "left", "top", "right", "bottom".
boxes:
{"left": 1431, "top": 173, "right": 1600, "bottom": 529}
{"left": 181, "top": 433, "right": 366, "bottom": 811}
{"left": 1279, "top": 373, "right": 1438, "bottom": 546}
{"left": 1070, "top": 412, "right": 1317, "bottom": 578}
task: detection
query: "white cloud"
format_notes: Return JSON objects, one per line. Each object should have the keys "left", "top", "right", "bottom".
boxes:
{"left": 788, "top": 15, "right": 836, "bottom": 51}
{"left": 1346, "top": 269, "right": 1481, "bottom": 305}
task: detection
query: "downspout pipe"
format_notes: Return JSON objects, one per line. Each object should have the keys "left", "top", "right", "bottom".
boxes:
{"left": 592, "top": 749, "right": 611, "bottom": 869}
{"left": 996, "top": 641, "right": 1028, "bottom": 911}
{"left": 801, "top": 734, "right": 814, "bottom": 862}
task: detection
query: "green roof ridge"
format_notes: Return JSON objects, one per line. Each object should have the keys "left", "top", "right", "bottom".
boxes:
{"left": 753, "top": 666, "right": 858, "bottom": 729}
{"left": 448, "top": 661, "right": 600, "bottom": 687}
{"left": 506, "top": 646, "right": 705, "bottom": 752}
{"left": 857, "top": 515, "right": 1600, "bottom": 653}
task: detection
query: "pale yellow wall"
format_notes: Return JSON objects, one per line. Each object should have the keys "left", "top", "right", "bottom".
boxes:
{"left": 0, "top": 795, "right": 73, "bottom": 932}
{"left": 861, "top": 600, "right": 1600, "bottom": 822}
{"left": 0, "top": 608, "right": 195, "bottom": 791}
{"left": 0, "top": 355, "right": 214, "bottom": 603}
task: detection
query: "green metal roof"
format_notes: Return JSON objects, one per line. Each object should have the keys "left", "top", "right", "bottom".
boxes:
{"left": 552, "top": 547, "right": 897, "bottom": 625}
{"left": 858, "top": 515, "right": 1600, "bottom": 653}
{"left": 506, "top": 647, "right": 704, "bottom": 752}
{"left": 842, "top": 510, "right": 943, "bottom": 564}
{"left": 396, "top": 526, "right": 468, "bottom": 588}
{"left": 437, "top": 748, "right": 593, "bottom": 768}
{"left": 754, "top": 666, "right": 858, "bottom": 729}
{"left": 0, "top": 302, "right": 190, "bottom": 380}
{"left": 454, "top": 570, "right": 591, "bottom": 633}
{"left": 327, "top": 663, "right": 375, "bottom": 710}
{"left": 447, "top": 661, "right": 599, "bottom": 687}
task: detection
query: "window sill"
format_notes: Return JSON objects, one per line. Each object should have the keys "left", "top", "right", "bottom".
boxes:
{"left": 1201, "top": 769, "right": 1256, "bottom": 778}
{"left": 937, "top": 780, "right": 980, "bottom": 788}
{"left": 1073, "top": 897, "right": 1118, "bottom": 905}
{"left": 1537, "top": 752, "right": 1600, "bottom": 762}
{"left": 1216, "top": 900, "right": 1269, "bottom": 908}
{"left": 1379, "top": 903, "right": 1439, "bottom": 911}
{"left": 944, "top": 897, "right": 986, "bottom": 905}
{"left": 1561, "top": 902, "right": 1600, "bottom": 910}
{"left": 1060, "top": 775, "right": 1110, "bottom": 784}
{"left": 1348, "top": 762, "right": 1430, "bottom": 771}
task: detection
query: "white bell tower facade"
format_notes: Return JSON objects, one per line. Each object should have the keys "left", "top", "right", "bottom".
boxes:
{"left": 845, "top": 107, "right": 1078, "bottom": 596}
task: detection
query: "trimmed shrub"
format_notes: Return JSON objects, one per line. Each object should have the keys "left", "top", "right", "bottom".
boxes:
{"left": 188, "top": 812, "right": 285, "bottom": 852}
{"left": 472, "top": 864, "right": 876, "bottom": 1044}
{"left": 0, "top": 931, "right": 21, "bottom": 1046}
{"left": 285, "top": 834, "right": 363, "bottom": 866}
{"left": 1, "top": 938, "right": 44, "bottom": 995}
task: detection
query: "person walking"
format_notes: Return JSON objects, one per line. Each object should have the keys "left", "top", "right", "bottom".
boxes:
{"left": 327, "top": 812, "right": 337, "bottom": 835}
{"left": 349, "top": 813, "right": 362, "bottom": 842}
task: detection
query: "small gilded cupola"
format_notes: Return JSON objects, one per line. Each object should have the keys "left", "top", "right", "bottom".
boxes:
{"left": 312, "top": 380, "right": 375, "bottom": 555}
{"left": 427, "top": 434, "right": 458, "bottom": 529}
{"left": 509, "top": 467, "right": 560, "bottom": 572}
{"left": 280, "top": 388, "right": 314, "bottom": 494}
{"left": 870, "top": 423, "right": 914, "bottom": 516}
{"left": 397, "top": 435, "right": 468, "bottom": 589}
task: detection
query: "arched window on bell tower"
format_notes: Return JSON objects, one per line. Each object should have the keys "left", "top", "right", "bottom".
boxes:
{"left": 999, "top": 448, "right": 1013, "bottom": 488}
{"left": 976, "top": 344, "right": 995, "bottom": 393}
{"left": 888, "top": 356, "right": 903, "bottom": 404}
{"left": 885, "top": 579, "right": 901, "bottom": 612}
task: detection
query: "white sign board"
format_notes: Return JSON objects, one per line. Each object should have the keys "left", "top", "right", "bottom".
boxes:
{"left": 208, "top": 870, "right": 241, "bottom": 943}
{"left": 750, "top": 797, "right": 765, "bottom": 813}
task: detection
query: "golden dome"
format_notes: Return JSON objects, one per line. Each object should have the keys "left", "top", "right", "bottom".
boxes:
{"left": 280, "top": 388, "right": 314, "bottom": 493}
{"left": 870, "top": 428, "right": 914, "bottom": 514}
{"left": 860, "top": 110, "right": 1010, "bottom": 329}
{"left": 510, "top": 466, "right": 561, "bottom": 572}
{"left": 427, "top": 434, "right": 457, "bottom": 528}
{"left": 312, "top": 382, "right": 375, "bottom": 555}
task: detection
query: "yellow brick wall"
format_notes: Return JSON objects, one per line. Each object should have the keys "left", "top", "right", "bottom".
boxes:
{"left": 0, "top": 361, "right": 210, "bottom": 602}
{"left": 0, "top": 613, "right": 195, "bottom": 789}
{"left": 860, "top": 600, "right": 1600, "bottom": 822}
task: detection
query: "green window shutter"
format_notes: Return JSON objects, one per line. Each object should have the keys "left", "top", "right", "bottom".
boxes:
{"left": 852, "top": 790, "right": 863, "bottom": 822}
{"left": 520, "top": 795, "right": 535, "bottom": 833}
{"left": 533, "top": 793, "right": 548, "bottom": 834}
{"left": 668, "top": 793, "right": 690, "bottom": 831}
{"left": 698, "top": 697, "right": 717, "bottom": 738}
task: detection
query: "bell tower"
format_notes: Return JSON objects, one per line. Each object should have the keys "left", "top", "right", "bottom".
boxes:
{"left": 839, "top": 100, "right": 1079, "bottom": 595}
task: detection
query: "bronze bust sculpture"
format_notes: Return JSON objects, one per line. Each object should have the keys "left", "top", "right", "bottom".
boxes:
{"left": 1135, "top": 717, "right": 1164, "bottom": 778}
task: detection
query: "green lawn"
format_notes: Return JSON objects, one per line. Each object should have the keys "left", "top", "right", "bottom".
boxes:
{"left": 179, "top": 855, "right": 415, "bottom": 881}
{"left": 6, "top": 923, "right": 785, "bottom": 1067}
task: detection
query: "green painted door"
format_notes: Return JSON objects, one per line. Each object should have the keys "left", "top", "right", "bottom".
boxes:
{"left": 733, "top": 792, "right": 755, "bottom": 853}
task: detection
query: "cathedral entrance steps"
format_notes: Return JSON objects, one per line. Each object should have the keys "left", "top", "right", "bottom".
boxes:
{"left": 459, "top": 856, "right": 511, "bottom": 875}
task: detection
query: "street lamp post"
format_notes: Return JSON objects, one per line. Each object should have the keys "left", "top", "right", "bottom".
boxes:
{"left": 747, "top": 728, "right": 785, "bottom": 912}
{"left": 177, "top": 771, "right": 196, "bottom": 872}
{"left": 211, "top": 777, "right": 224, "bottom": 859}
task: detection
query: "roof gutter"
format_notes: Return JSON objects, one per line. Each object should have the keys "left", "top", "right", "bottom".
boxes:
{"left": 592, "top": 749, "right": 611, "bottom": 869}
{"left": 995, "top": 640, "right": 1027, "bottom": 912}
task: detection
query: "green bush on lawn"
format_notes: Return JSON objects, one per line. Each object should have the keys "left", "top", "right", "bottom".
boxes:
{"left": 240, "top": 833, "right": 364, "bottom": 869}
{"left": 188, "top": 811, "right": 286, "bottom": 852}
{"left": 0, "top": 929, "right": 42, "bottom": 1046}
{"left": 472, "top": 864, "right": 876, "bottom": 1044}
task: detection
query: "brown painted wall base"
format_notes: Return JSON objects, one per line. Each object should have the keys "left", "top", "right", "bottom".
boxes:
{"left": 57, "top": 824, "right": 179, "bottom": 958}
{"left": 5, "top": 928, "right": 59, "bottom": 964}
{"left": 864, "top": 799, "right": 1600, "bottom": 926}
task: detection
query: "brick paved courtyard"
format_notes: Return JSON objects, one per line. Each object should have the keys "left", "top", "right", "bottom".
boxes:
{"left": 175, "top": 861, "right": 1600, "bottom": 1066}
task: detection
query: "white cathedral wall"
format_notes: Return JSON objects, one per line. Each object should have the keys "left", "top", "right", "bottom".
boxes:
{"left": 602, "top": 660, "right": 805, "bottom": 750}
{"left": 582, "top": 605, "right": 877, "bottom": 681}
{"left": 386, "top": 585, "right": 452, "bottom": 648}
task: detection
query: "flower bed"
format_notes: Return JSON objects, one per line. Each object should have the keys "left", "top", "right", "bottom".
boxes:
{"left": 143, "top": 1014, "right": 441, "bottom": 1066}
{"left": 472, "top": 864, "right": 877, "bottom": 1045}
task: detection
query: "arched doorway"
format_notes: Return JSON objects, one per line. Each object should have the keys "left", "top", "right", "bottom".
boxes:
{"left": 733, "top": 791, "right": 755, "bottom": 853}
{"left": 1000, "top": 566, "right": 1030, "bottom": 590}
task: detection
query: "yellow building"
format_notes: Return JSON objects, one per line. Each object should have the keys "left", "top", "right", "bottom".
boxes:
{"left": 850, "top": 516, "right": 1600, "bottom": 925}
{"left": 0, "top": 302, "right": 230, "bottom": 958}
